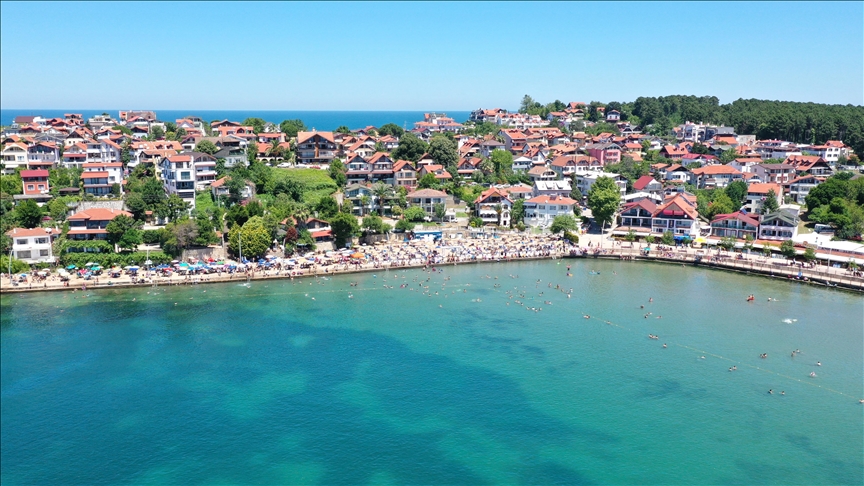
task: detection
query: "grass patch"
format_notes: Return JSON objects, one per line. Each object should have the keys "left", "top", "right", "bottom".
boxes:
{"left": 271, "top": 168, "right": 337, "bottom": 205}
{"left": 195, "top": 191, "right": 215, "bottom": 212}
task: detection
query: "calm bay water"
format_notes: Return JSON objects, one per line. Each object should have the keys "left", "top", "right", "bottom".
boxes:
{"left": 0, "top": 110, "right": 473, "bottom": 131}
{"left": 1, "top": 259, "right": 862, "bottom": 485}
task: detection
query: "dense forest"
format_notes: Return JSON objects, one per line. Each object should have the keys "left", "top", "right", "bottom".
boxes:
{"left": 520, "top": 94, "right": 864, "bottom": 157}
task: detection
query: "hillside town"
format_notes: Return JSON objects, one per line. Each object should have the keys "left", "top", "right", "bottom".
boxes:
{"left": 2, "top": 102, "right": 863, "bottom": 280}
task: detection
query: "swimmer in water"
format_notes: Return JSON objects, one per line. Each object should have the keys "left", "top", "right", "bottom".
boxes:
{"left": 768, "top": 389, "right": 773, "bottom": 394}
{"left": 816, "top": 361, "right": 821, "bottom": 366}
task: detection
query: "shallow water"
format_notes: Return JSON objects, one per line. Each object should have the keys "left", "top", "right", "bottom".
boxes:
{"left": 2, "top": 259, "right": 862, "bottom": 484}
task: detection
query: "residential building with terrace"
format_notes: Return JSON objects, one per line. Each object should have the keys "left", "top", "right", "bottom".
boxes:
{"left": 709, "top": 211, "right": 760, "bottom": 240}
{"left": 758, "top": 207, "right": 800, "bottom": 241}
{"left": 66, "top": 208, "right": 132, "bottom": 242}
{"left": 788, "top": 175, "right": 825, "bottom": 205}
{"left": 296, "top": 131, "right": 336, "bottom": 165}
{"left": 160, "top": 155, "right": 198, "bottom": 209}
{"left": 651, "top": 194, "right": 700, "bottom": 238}
{"left": 744, "top": 183, "right": 783, "bottom": 214}
{"left": 5, "top": 227, "right": 58, "bottom": 264}
{"left": 523, "top": 194, "right": 577, "bottom": 228}
{"left": 82, "top": 162, "right": 123, "bottom": 196}
{"left": 474, "top": 187, "right": 513, "bottom": 226}
{"left": 407, "top": 188, "right": 448, "bottom": 216}
{"left": 616, "top": 199, "right": 657, "bottom": 235}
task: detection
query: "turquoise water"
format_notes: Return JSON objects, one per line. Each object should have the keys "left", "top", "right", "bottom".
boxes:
{"left": 2, "top": 259, "right": 862, "bottom": 485}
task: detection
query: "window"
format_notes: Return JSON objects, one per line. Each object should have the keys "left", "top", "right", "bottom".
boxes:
{"left": 27, "top": 185, "right": 34, "bottom": 191}
{"left": 35, "top": 238, "right": 48, "bottom": 244}
{"left": 39, "top": 249, "right": 49, "bottom": 257}
{"left": 16, "top": 251, "right": 31, "bottom": 259}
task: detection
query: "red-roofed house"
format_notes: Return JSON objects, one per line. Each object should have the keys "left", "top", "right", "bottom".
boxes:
{"left": 67, "top": 208, "right": 132, "bottom": 241}
{"left": 474, "top": 187, "right": 512, "bottom": 226}
{"left": 652, "top": 194, "right": 700, "bottom": 238}
{"left": 710, "top": 211, "right": 759, "bottom": 240}
{"left": 688, "top": 165, "right": 743, "bottom": 189}
{"left": 617, "top": 198, "right": 657, "bottom": 234}
{"left": 407, "top": 189, "right": 448, "bottom": 216}
{"left": 296, "top": 131, "right": 336, "bottom": 165}
{"left": 20, "top": 169, "right": 50, "bottom": 196}
{"left": 660, "top": 145, "right": 689, "bottom": 159}
{"left": 632, "top": 175, "right": 663, "bottom": 196}
{"left": 744, "top": 183, "right": 783, "bottom": 214}
{"left": 393, "top": 160, "right": 417, "bottom": 189}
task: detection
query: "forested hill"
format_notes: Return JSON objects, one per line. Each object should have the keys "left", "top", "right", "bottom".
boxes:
{"left": 631, "top": 96, "right": 863, "bottom": 152}
{"left": 522, "top": 94, "right": 864, "bottom": 156}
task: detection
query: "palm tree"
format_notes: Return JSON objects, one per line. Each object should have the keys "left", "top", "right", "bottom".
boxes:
{"left": 267, "top": 142, "right": 283, "bottom": 160}
{"left": 372, "top": 183, "right": 391, "bottom": 217}
{"left": 359, "top": 195, "right": 370, "bottom": 217}
{"left": 494, "top": 204, "right": 503, "bottom": 226}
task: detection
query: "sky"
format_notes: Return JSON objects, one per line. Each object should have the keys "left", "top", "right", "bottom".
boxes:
{"left": 1, "top": 1, "right": 862, "bottom": 110}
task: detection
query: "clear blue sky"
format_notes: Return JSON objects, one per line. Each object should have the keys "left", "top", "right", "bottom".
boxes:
{"left": 2, "top": 1, "right": 861, "bottom": 110}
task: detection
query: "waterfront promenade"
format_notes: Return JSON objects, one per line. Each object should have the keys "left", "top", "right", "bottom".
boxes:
{"left": 3, "top": 233, "right": 862, "bottom": 294}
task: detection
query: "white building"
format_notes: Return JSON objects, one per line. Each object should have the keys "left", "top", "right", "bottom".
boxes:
{"left": 6, "top": 227, "right": 57, "bottom": 264}
{"left": 573, "top": 171, "right": 627, "bottom": 197}
{"left": 523, "top": 194, "right": 578, "bottom": 228}
{"left": 159, "top": 154, "right": 197, "bottom": 209}
{"left": 533, "top": 179, "right": 572, "bottom": 198}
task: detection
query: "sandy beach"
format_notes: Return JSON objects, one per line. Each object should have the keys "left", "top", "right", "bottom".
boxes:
{"left": 3, "top": 232, "right": 862, "bottom": 294}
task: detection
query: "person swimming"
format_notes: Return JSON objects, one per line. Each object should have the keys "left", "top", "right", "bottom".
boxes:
{"left": 810, "top": 372, "right": 817, "bottom": 378}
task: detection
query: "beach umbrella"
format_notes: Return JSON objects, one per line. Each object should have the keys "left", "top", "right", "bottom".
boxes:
{"left": 66, "top": 264, "right": 77, "bottom": 270}
{"left": 351, "top": 252, "right": 365, "bottom": 259}
{"left": 85, "top": 262, "right": 96, "bottom": 266}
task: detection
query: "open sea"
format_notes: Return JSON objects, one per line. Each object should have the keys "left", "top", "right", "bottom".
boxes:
{"left": 1, "top": 259, "right": 862, "bottom": 485}
{"left": 0, "top": 110, "right": 473, "bottom": 132}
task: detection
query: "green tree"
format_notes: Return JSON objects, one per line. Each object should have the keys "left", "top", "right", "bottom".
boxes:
{"left": 490, "top": 149, "right": 513, "bottom": 179}
{"left": 242, "top": 117, "right": 266, "bottom": 134}
{"left": 14, "top": 199, "right": 43, "bottom": 228}
{"left": 707, "top": 192, "right": 735, "bottom": 220}
{"left": 720, "top": 236, "right": 736, "bottom": 251}
{"left": 403, "top": 206, "right": 426, "bottom": 222}
{"left": 510, "top": 199, "right": 525, "bottom": 226}
{"left": 586, "top": 176, "right": 621, "bottom": 230}
{"left": 761, "top": 189, "right": 780, "bottom": 214}
{"left": 724, "top": 180, "right": 747, "bottom": 208}
{"left": 780, "top": 239, "right": 797, "bottom": 259}
{"left": 315, "top": 195, "right": 339, "bottom": 219}
{"left": 391, "top": 133, "right": 428, "bottom": 162}
{"left": 196, "top": 140, "right": 219, "bottom": 155}
{"left": 625, "top": 230, "right": 636, "bottom": 242}
{"left": 328, "top": 159, "right": 347, "bottom": 187}
{"left": 372, "top": 183, "right": 391, "bottom": 216}
{"left": 719, "top": 148, "right": 739, "bottom": 164}
{"left": 329, "top": 213, "right": 360, "bottom": 248}
{"left": 279, "top": 119, "right": 307, "bottom": 138}
{"left": 803, "top": 246, "right": 816, "bottom": 262}
{"left": 395, "top": 219, "right": 415, "bottom": 232}
{"left": 569, "top": 186, "right": 583, "bottom": 202}
{"left": 334, "top": 125, "right": 352, "bottom": 134}
{"left": 417, "top": 173, "right": 439, "bottom": 189}
{"left": 139, "top": 177, "right": 167, "bottom": 209}
{"left": 428, "top": 135, "right": 458, "bottom": 168}
{"left": 106, "top": 214, "right": 143, "bottom": 251}
{"left": 149, "top": 125, "right": 165, "bottom": 140}
{"left": 661, "top": 231, "right": 674, "bottom": 246}
{"left": 157, "top": 194, "right": 190, "bottom": 222}
{"left": 361, "top": 214, "right": 390, "bottom": 234}
{"left": 47, "top": 197, "right": 71, "bottom": 222}
{"left": 550, "top": 214, "right": 578, "bottom": 234}
{"left": 378, "top": 123, "right": 404, "bottom": 137}
{"left": 228, "top": 216, "right": 272, "bottom": 258}
{"left": 433, "top": 202, "right": 447, "bottom": 221}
